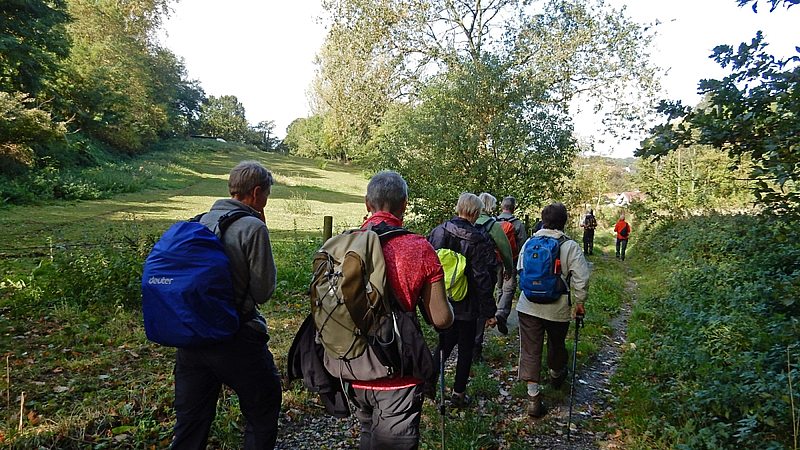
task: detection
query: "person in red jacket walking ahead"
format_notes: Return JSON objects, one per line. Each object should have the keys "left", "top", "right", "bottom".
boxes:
{"left": 613, "top": 213, "right": 631, "bottom": 261}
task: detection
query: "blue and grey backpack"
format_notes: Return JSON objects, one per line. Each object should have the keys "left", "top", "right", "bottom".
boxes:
{"left": 518, "top": 235, "right": 569, "bottom": 303}
{"left": 141, "top": 211, "right": 253, "bottom": 347}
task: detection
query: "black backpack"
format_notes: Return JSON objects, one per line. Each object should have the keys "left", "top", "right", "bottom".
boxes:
{"left": 585, "top": 214, "right": 597, "bottom": 229}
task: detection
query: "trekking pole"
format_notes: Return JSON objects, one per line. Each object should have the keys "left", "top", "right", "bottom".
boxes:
{"left": 567, "top": 313, "right": 584, "bottom": 442}
{"left": 439, "top": 333, "right": 446, "bottom": 450}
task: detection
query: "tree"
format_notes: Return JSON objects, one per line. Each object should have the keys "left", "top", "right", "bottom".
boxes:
{"left": 314, "top": 0, "right": 659, "bottom": 162}
{"left": 0, "top": 92, "right": 66, "bottom": 174}
{"left": 248, "top": 120, "right": 278, "bottom": 151}
{"left": 638, "top": 3, "right": 799, "bottom": 213}
{"left": 284, "top": 116, "right": 327, "bottom": 158}
{"left": 197, "top": 95, "right": 249, "bottom": 142}
{"left": 0, "top": 0, "right": 71, "bottom": 95}
{"left": 371, "top": 56, "right": 577, "bottom": 227}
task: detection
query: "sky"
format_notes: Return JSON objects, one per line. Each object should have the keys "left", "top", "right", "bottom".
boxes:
{"left": 161, "top": 0, "right": 799, "bottom": 158}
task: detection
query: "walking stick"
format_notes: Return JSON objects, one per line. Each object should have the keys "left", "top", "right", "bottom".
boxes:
{"left": 439, "top": 333, "right": 446, "bottom": 450}
{"left": 567, "top": 313, "right": 584, "bottom": 442}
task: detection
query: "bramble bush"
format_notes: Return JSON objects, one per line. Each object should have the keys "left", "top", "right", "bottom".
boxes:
{"left": 614, "top": 213, "right": 799, "bottom": 449}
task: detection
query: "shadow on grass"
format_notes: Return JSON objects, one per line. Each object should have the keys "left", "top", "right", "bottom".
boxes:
{"left": 270, "top": 185, "right": 364, "bottom": 204}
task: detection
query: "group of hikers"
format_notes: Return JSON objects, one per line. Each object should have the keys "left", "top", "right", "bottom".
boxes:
{"left": 147, "top": 160, "right": 632, "bottom": 449}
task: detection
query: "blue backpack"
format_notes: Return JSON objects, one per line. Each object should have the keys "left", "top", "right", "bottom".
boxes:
{"left": 141, "top": 211, "right": 252, "bottom": 347}
{"left": 519, "top": 235, "right": 569, "bottom": 303}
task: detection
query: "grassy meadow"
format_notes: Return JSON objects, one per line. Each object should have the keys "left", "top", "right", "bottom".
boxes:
{"left": 0, "top": 140, "right": 631, "bottom": 448}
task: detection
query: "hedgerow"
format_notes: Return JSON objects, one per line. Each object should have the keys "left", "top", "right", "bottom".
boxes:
{"left": 614, "top": 213, "right": 800, "bottom": 449}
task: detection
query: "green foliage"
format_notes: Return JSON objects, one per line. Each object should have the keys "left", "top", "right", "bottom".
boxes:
{"left": 639, "top": 3, "right": 800, "bottom": 214}
{"left": 0, "top": 92, "right": 67, "bottom": 173}
{"left": 1, "top": 0, "right": 208, "bottom": 170}
{"left": 197, "top": 95, "right": 249, "bottom": 142}
{"left": 0, "top": 0, "right": 71, "bottom": 94}
{"left": 0, "top": 138, "right": 221, "bottom": 205}
{"left": 283, "top": 115, "right": 328, "bottom": 158}
{"left": 245, "top": 120, "right": 279, "bottom": 151}
{"left": 614, "top": 213, "right": 800, "bottom": 448}
{"left": 313, "top": 0, "right": 659, "bottom": 162}
{"left": 633, "top": 145, "right": 754, "bottom": 221}
{"left": 372, "top": 56, "right": 577, "bottom": 228}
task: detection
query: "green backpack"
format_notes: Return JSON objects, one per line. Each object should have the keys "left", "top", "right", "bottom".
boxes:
{"left": 310, "top": 224, "right": 411, "bottom": 381}
{"left": 436, "top": 248, "right": 468, "bottom": 302}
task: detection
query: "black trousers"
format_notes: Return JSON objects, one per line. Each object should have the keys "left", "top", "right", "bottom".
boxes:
{"left": 616, "top": 238, "right": 628, "bottom": 260}
{"left": 172, "top": 326, "right": 282, "bottom": 450}
{"left": 433, "top": 319, "right": 477, "bottom": 393}
{"left": 583, "top": 229, "right": 595, "bottom": 255}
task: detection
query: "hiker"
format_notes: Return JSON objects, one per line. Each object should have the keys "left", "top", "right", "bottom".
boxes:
{"left": 473, "top": 193, "right": 514, "bottom": 360}
{"left": 171, "top": 161, "right": 282, "bottom": 450}
{"left": 495, "top": 196, "right": 527, "bottom": 335}
{"left": 613, "top": 212, "right": 631, "bottom": 261}
{"left": 428, "top": 193, "right": 497, "bottom": 407}
{"left": 517, "top": 202, "right": 589, "bottom": 417}
{"left": 580, "top": 209, "right": 597, "bottom": 255}
{"left": 350, "top": 171, "right": 454, "bottom": 449}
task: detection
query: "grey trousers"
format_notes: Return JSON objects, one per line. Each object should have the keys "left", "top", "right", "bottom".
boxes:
{"left": 495, "top": 266, "right": 517, "bottom": 321}
{"left": 351, "top": 384, "right": 424, "bottom": 450}
{"left": 475, "top": 266, "right": 515, "bottom": 346}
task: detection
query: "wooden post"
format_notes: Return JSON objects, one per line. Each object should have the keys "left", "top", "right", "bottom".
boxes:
{"left": 323, "top": 216, "right": 333, "bottom": 242}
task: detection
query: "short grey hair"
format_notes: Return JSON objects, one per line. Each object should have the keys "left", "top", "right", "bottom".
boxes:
{"left": 366, "top": 170, "right": 408, "bottom": 212}
{"left": 478, "top": 192, "right": 496, "bottom": 214}
{"left": 501, "top": 196, "right": 516, "bottom": 212}
{"left": 455, "top": 192, "right": 482, "bottom": 219}
{"left": 229, "top": 160, "right": 274, "bottom": 196}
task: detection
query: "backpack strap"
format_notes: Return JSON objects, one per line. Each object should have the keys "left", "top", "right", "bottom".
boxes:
{"left": 497, "top": 216, "right": 518, "bottom": 224}
{"left": 480, "top": 217, "right": 496, "bottom": 233}
{"left": 554, "top": 235, "right": 573, "bottom": 305}
{"left": 369, "top": 221, "right": 411, "bottom": 243}
{"left": 191, "top": 210, "right": 258, "bottom": 320}
{"left": 188, "top": 210, "right": 257, "bottom": 237}
{"left": 218, "top": 210, "right": 257, "bottom": 236}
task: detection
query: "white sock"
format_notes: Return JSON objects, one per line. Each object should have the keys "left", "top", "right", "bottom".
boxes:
{"left": 527, "top": 382, "right": 539, "bottom": 397}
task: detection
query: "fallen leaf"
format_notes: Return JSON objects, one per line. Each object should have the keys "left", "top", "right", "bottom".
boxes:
{"left": 52, "top": 367, "right": 63, "bottom": 373}
{"left": 53, "top": 386, "right": 69, "bottom": 393}
{"left": 27, "top": 410, "right": 40, "bottom": 425}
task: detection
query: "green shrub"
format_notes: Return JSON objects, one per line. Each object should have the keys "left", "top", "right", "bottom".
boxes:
{"left": 614, "top": 213, "right": 800, "bottom": 448}
{"left": 32, "top": 234, "right": 153, "bottom": 308}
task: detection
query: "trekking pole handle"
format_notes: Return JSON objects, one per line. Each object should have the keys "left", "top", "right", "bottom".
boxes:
{"left": 575, "top": 313, "right": 584, "bottom": 328}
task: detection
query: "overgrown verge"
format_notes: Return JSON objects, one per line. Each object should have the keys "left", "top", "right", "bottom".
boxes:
{"left": 613, "top": 213, "right": 800, "bottom": 449}
{"left": 0, "top": 224, "right": 320, "bottom": 448}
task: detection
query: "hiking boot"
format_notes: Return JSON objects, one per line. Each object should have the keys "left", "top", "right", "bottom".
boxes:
{"left": 527, "top": 394, "right": 545, "bottom": 418}
{"left": 496, "top": 316, "right": 508, "bottom": 335}
{"left": 451, "top": 392, "right": 472, "bottom": 408}
{"left": 550, "top": 370, "right": 567, "bottom": 390}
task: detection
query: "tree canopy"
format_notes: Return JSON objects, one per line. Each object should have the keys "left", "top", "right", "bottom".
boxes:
{"left": 0, "top": 0, "right": 71, "bottom": 95}
{"left": 309, "top": 0, "right": 659, "bottom": 218}
{"left": 638, "top": 2, "right": 799, "bottom": 213}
